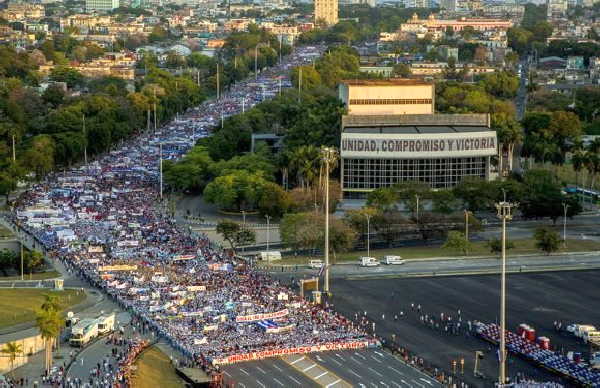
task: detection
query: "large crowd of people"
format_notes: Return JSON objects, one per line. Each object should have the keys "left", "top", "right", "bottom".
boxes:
{"left": 6, "top": 44, "right": 376, "bottom": 381}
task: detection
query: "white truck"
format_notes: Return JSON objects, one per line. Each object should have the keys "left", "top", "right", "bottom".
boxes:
{"left": 383, "top": 255, "right": 405, "bottom": 265}
{"left": 69, "top": 313, "right": 116, "bottom": 347}
{"left": 359, "top": 257, "right": 380, "bottom": 267}
{"left": 309, "top": 260, "right": 324, "bottom": 269}
{"left": 569, "top": 324, "right": 597, "bottom": 339}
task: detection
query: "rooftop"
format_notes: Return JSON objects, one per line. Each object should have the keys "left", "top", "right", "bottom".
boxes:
{"left": 340, "top": 79, "right": 432, "bottom": 87}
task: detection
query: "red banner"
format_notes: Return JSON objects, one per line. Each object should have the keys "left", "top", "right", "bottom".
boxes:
{"left": 235, "top": 309, "right": 289, "bottom": 323}
{"left": 212, "top": 341, "right": 371, "bottom": 365}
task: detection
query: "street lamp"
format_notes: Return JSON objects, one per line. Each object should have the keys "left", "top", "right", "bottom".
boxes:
{"left": 415, "top": 194, "right": 420, "bottom": 224}
{"left": 321, "top": 147, "right": 338, "bottom": 295}
{"left": 464, "top": 209, "right": 471, "bottom": 243}
{"left": 365, "top": 214, "right": 371, "bottom": 258}
{"left": 265, "top": 215, "right": 271, "bottom": 253}
{"left": 495, "top": 195, "right": 518, "bottom": 387}
{"left": 563, "top": 202, "right": 569, "bottom": 248}
{"left": 254, "top": 43, "right": 268, "bottom": 80}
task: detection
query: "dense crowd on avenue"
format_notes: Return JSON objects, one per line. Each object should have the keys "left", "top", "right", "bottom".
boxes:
{"left": 5, "top": 44, "right": 375, "bottom": 380}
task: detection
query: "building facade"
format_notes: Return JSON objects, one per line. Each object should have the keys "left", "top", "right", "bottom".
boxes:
{"left": 338, "top": 80, "right": 435, "bottom": 116}
{"left": 314, "top": 0, "right": 338, "bottom": 26}
{"left": 340, "top": 114, "right": 496, "bottom": 198}
{"left": 85, "top": 0, "right": 120, "bottom": 12}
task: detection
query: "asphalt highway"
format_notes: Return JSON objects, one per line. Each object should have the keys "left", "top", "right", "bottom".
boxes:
{"left": 222, "top": 348, "right": 441, "bottom": 387}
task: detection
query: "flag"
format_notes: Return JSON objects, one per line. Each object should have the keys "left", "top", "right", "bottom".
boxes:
{"left": 318, "top": 263, "right": 327, "bottom": 277}
{"left": 256, "top": 320, "right": 278, "bottom": 332}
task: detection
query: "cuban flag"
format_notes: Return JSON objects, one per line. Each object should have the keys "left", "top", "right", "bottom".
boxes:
{"left": 256, "top": 320, "right": 278, "bottom": 332}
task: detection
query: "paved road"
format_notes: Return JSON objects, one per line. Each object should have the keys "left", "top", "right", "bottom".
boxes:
{"left": 223, "top": 357, "right": 319, "bottom": 387}
{"left": 330, "top": 271, "right": 600, "bottom": 387}
{"left": 222, "top": 348, "right": 440, "bottom": 388}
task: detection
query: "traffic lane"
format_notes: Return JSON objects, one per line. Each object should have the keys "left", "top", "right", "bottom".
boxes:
{"left": 312, "top": 349, "right": 440, "bottom": 388}
{"left": 222, "top": 358, "right": 318, "bottom": 388}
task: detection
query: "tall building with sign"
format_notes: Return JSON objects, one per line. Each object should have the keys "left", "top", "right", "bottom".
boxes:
{"left": 338, "top": 80, "right": 435, "bottom": 116}
{"left": 314, "top": 0, "right": 338, "bottom": 26}
{"left": 85, "top": 0, "right": 119, "bottom": 12}
{"left": 340, "top": 114, "right": 496, "bottom": 198}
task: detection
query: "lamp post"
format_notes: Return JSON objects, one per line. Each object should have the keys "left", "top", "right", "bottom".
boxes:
{"left": 265, "top": 215, "right": 271, "bottom": 253}
{"left": 495, "top": 193, "right": 517, "bottom": 387}
{"left": 365, "top": 214, "right": 371, "bottom": 258}
{"left": 415, "top": 194, "right": 420, "bottom": 224}
{"left": 20, "top": 234, "right": 24, "bottom": 281}
{"left": 563, "top": 202, "right": 568, "bottom": 248}
{"left": 464, "top": 209, "right": 471, "bottom": 243}
{"left": 321, "top": 147, "right": 337, "bottom": 295}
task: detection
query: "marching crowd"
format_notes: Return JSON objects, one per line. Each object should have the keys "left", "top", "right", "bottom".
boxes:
{"left": 6, "top": 43, "right": 374, "bottom": 383}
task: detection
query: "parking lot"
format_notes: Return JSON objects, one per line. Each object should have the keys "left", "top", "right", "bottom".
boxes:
{"left": 330, "top": 270, "right": 600, "bottom": 387}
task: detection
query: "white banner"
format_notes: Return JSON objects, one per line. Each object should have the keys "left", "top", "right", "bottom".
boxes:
{"left": 236, "top": 309, "right": 289, "bottom": 323}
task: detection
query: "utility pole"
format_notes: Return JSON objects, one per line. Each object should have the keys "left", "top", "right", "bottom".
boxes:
{"left": 465, "top": 209, "right": 470, "bottom": 242}
{"left": 242, "top": 97, "right": 245, "bottom": 113}
{"left": 298, "top": 66, "right": 302, "bottom": 103}
{"left": 20, "top": 235, "right": 23, "bottom": 281}
{"left": 82, "top": 115, "right": 87, "bottom": 166}
{"left": 495, "top": 191, "right": 517, "bottom": 387}
{"left": 216, "top": 62, "right": 220, "bottom": 100}
{"left": 365, "top": 214, "right": 371, "bottom": 257}
{"left": 265, "top": 215, "right": 271, "bottom": 253}
{"left": 563, "top": 202, "right": 569, "bottom": 248}
{"left": 321, "top": 147, "right": 337, "bottom": 295}
{"left": 415, "top": 194, "right": 420, "bottom": 224}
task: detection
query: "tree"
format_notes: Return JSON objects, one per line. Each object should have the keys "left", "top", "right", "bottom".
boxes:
{"left": 36, "top": 307, "right": 61, "bottom": 373}
{"left": 24, "top": 250, "right": 44, "bottom": 275}
{"left": 366, "top": 187, "right": 398, "bottom": 212}
{"left": 0, "top": 249, "right": 17, "bottom": 276}
{"left": 1, "top": 341, "right": 22, "bottom": 373}
{"left": 216, "top": 220, "right": 256, "bottom": 254}
{"left": 25, "top": 135, "right": 55, "bottom": 179}
{"left": 534, "top": 226, "right": 561, "bottom": 255}
{"left": 257, "top": 182, "right": 291, "bottom": 219}
{"left": 203, "top": 170, "right": 269, "bottom": 211}
{"left": 486, "top": 237, "right": 515, "bottom": 255}
{"left": 49, "top": 67, "right": 85, "bottom": 88}
{"left": 443, "top": 231, "right": 471, "bottom": 255}
{"left": 392, "top": 63, "right": 411, "bottom": 78}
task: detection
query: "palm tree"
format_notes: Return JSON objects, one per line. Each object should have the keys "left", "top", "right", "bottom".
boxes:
{"left": 36, "top": 304, "right": 62, "bottom": 373}
{"left": 572, "top": 150, "right": 587, "bottom": 187}
{"left": 1, "top": 341, "right": 23, "bottom": 373}
{"left": 290, "top": 145, "right": 319, "bottom": 190}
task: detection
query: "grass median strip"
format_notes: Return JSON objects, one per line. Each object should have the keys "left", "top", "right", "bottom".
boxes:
{"left": 0, "top": 288, "right": 86, "bottom": 329}
{"left": 273, "top": 238, "right": 600, "bottom": 265}
{"left": 132, "top": 346, "right": 185, "bottom": 388}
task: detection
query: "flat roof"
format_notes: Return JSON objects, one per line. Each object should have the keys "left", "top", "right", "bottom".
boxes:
{"left": 343, "top": 125, "right": 492, "bottom": 134}
{"left": 340, "top": 79, "right": 432, "bottom": 86}
{"left": 342, "top": 113, "right": 490, "bottom": 128}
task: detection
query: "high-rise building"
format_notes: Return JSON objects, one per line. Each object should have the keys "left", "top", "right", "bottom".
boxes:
{"left": 547, "top": 0, "right": 567, "bottom": 18}
{"left": 314, "top": 0, "right": 338, "bottom": 26}
{"left": 85, "top": 0, "right": 119, "bottom": 12}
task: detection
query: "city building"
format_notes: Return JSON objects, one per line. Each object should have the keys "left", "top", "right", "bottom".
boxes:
{"left": 483, "top": 4, "right": 525, "bottom": 20}
{"left": 400, "top": 13, "right": 513, "bottom": 34}
{"left": 314, "top": 0, "right": 338, "bottom": 26}
{"left": 547, "top": 0, "right": 567, "bottom": 18}
{"left": 340, "top": 0, "right": 375, "bottom": 6}
{"left": 85, "top": 0, "right": 120, "bottom": 12}
{"left": 0, "top": 4, "right": 45, "bottom": 21}
{"left": 340, "top": 113, "right": 496, "bottom": 198}
{"left": 338, "top": 79, "right": 435, "bottom": 116}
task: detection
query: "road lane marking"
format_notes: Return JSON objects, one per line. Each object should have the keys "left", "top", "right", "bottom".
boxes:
{"left": 326, "top": 379, "right": 341, "bottom": 387}
{"left": 273, "top": 377, "right": 284, "bottom": 386}
{"left": 349, "top": 369, "right": 362, "bottom": 379}
{"left": 350, "top": 356, "right": 360, "bottom": 363}
{"left": 412, "top": 380, "right": 425, "bottom": 388}
{"left": 354, "top": 352, "right": 367, "bottom": 360}
{"left": 239, "top": 383, "right": 246, "bottom": 388}
{"left": 303, "top": 364, "right": 317, "bottom": 372}
{"left": 315, "top": 371, "right": 328, "bottom": 379}
{"left": 239, "top": 368, "right": 249, "bottom": 375}
{"left": 272, "top": 363, "right": 283, "bottom": 372}
{"left": 328, "top": 357, "right": 343, "bottom": 366}
{"left": 289, "top": 376, "right": 301, "bottom": 385}
{"left": 379, "top": 382, "right": 389, "bottom": 387}
{"left": 371, "top": 356, "right": 383, "bottom": 363}
{"left": 335, "top": 353, "right": 346, "bottom": 361}
{"left": 256, "top": 380, "right": 266, "bottom": 388}
{"left": 290, "top": 356, "right": 305, "bottom": 365}
{"left": 387, "top": 366, "right": 405, "bottom": 376}
{"left": 419, "top": 378, "right": 434, "bottom": 386}
{"left": 256, "top": 366, "right": 266, "bottom": 374}
{"left": 224, "top": 371, "right": 231, "bottom": 377}
{"left": 391, "top": 382, "right": 402, "bottom": 388}
{"left": 368, "top": 367, "right": 384, "bottom": 377}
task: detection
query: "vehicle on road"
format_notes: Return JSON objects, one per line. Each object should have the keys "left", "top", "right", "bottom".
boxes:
{"left": 383, "top": 255, "right": 405, "bottom": 265}
{"left": 567, "top": 324, "right": 596, "bottom": 339}
{"left": 359, "top": 257, "right": 380, "bottom": 267}
{"left": 584, "top": 331, "right": 600, "bottom": 344}
{"left": 69, "top": 313, "right": 116, "bottom": 347}
{"left": 309, "top": 260, "right": 324, "bottom": 269}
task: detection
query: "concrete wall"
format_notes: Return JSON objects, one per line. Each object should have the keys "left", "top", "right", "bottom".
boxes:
{"left": 0, "top": 239, "right": 20, "bottom": 255}
{"left": 0, "top": 333, "right": 45, "bottom": 373}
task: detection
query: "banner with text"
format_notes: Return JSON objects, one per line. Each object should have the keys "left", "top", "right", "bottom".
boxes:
{"left": 235, "top": 309, "right": 289, "bottom": 323}
{"left": 341, "top": 131, "right": 497, "bottom": 159}
{"left": 212, "top": 341, "right": 371, "bottom": 365}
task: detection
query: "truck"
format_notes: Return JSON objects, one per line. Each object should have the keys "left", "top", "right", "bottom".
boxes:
{"left": 569, "top": 324, "right": 597, "bottom": 339}
{"left": 69, "top": 313, "right": 116, "bottom": 347}
{"left": 583, "top": 331, "right": 600, "bottom": 344}
{"left": 309, "top": 260, "right": 323, "bottom": 269}
{"left": 359, "top": 257, "right": 380, "bottom": 267}
{"left": 383, "top": 256, "right": 405, "bottom": 265}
